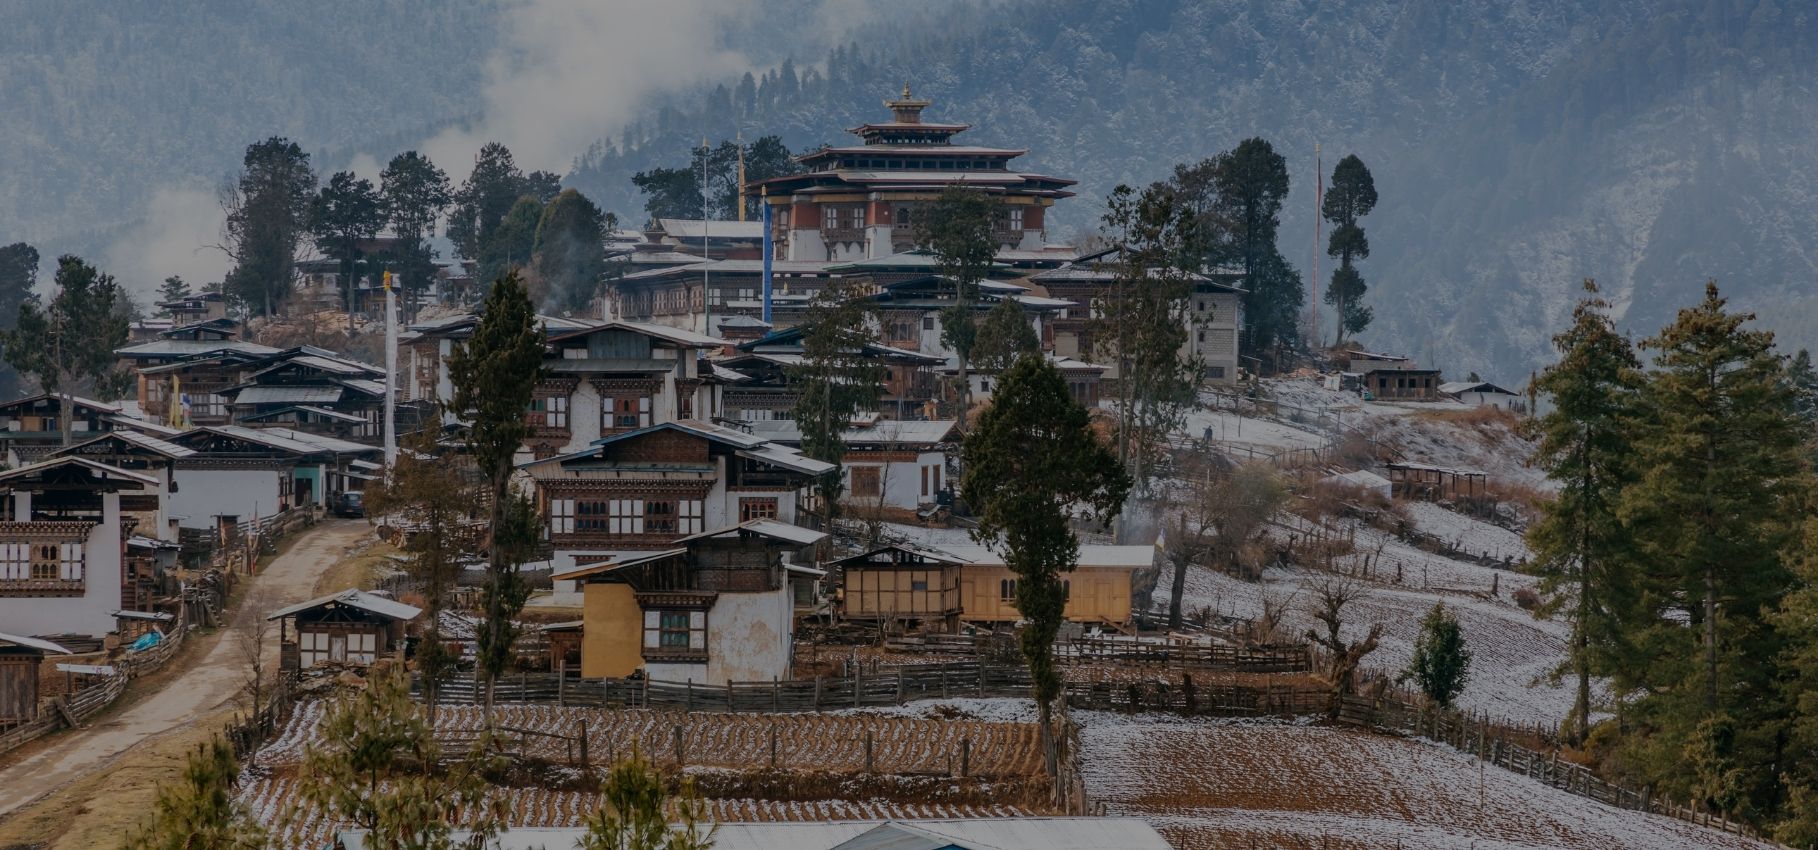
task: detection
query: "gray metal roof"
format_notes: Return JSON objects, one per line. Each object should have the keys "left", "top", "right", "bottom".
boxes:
{"left": 0, "top": 632, "right": 73, "bottom": 654}
{"left": 233, "top": 386, "right": 343, "bottom": 405}
{"left": 115, "top": 339, "right": 279, "bottom": 358}
{"left": 266, "top": 589, "right": 422, "bottom": 622}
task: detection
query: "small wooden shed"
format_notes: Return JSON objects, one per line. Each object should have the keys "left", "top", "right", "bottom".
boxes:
{"left": 267, "top": 589, "right": 422, "bottom": 671}
{"left": 541, "top": 620, "right": 584, "bottom": 673}
{"left": 0, "top": 632, "right": 71, "bottom": 728}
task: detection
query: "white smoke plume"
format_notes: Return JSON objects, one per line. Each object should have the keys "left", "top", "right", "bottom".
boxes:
{"left": 101, "top": 185, "right": 229, "bottom": 303}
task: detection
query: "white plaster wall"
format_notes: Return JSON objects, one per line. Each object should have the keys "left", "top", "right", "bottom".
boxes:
{"left": 564, "top": 381, "right": 607, "bottom": 451}
{"left": 704, "top": 587, "right": 792, "bottom": 684}
{"left": 787, "top": 229, "right": 826, "bottom": 262}
{"left": 0, "top": 493, "right": 124, "bottom": 637}
{"left": 168, "top": 468, "right": 285, "bottom": 528}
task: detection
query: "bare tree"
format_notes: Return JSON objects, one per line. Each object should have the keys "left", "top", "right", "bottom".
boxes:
{"left": 1303, "top": 575, "right": 1383, "bottom": 718}
{"left": 857, "top": 462, "right": 893, "bottom": 551}
{"left": 1166, "top": 458, "right": 1289, "bottom": 628}
{"left": 236, "top": 614, "right": 270, "bottom": 721}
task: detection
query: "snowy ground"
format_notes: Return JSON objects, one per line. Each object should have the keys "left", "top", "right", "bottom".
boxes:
{"left": 1078, "top": 713, "right": 1774, "bottom": 850}
{"left": 1168, "top": 504, "right": 1581, "bottom": 727}
{"left": 1179, "top": 405, "right": 1328, "bottom": 453}
{"left": 1403, "top": 501, "right": 1533, "bottom": 563}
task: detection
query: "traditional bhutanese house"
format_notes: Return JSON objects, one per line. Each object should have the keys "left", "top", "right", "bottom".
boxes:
{"left": 521, "top": 420, "right": 833, "bottom": 589}
{"left": 267, "top": 589, "right": 422, "bottom": 671}
{"left": 745, "top": 418, "right": 957, "bottom": 514}
{"left": 1385, "top": 461, "right": 1489, "bottom": 503}
{"left": 399, "top": 312, "right": 596, "bottom": 424}
{"left": 221, "top": 346, "right": 397, "bottom": 443}
{"left": 1365, "top": 367, "right": 1442, "bottom": 401}
{"left": 541, "top": 620, "right": 584, "bottom": 673}
{"left": 165, "top": 425, "right": 378, "bottom": 522}
{"left": 156, "top": 292, "right": 228, "bottom": 326}
{"left": 524, "top": 321, "right": 731, "bottom": 460}
{"left": 1439, "top": 380, "right": 1522, "bottom": 410}
{"left": 863, "top": 274, "right": 1071, "bottom": 358}
{"left": 749, "top": 87, "right": 1075, "bottom": 263}
{"left": 0, "top": 632, "right": 70, "bottom": 729}
{"left": 115, "top": 329, "right": 280, "bottom": 427}
{"left": 830, "top": 544, "right": 967, "bottom": 630}
{"left": 49, "top": 430, "right": 195, "bottom": 543}
{"left": 712, "top": 314, "right": 774, "bottom": 345}
{"left": 1029, "top": 247, "right": 1247, "bottom": 386}
{"left": 942, "top": 544, "right": 1152, "bottom": 628}
{"left": 0, "top": 394, "right": 131, "bottom": 466}
{"left": 649, "top": 218, "right": 765, "bottom": 260}
{"left": 730, "top": 326, "right": 944, "bottom": 421}
{"left": 0, "top": 457, "right": 160, "bottom": 638}
{"left": 941, "top": 354, "right": 1106, "bottom": 410}
{"left": 552, "top": 519, "right": 826, "bottom": 684}
{"left": 607, "top": 258, "right": 835, "bottom": 336}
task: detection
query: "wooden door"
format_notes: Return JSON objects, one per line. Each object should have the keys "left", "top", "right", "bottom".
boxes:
{"left": 329, "top": 634, "right": 347, "bottom": 663}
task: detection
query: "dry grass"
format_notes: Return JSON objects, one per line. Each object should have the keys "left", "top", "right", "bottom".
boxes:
{"left": 310, "top": 532, "right": 394, "bottom": 596}
{"left": 0, "top": 706, "right": 238, "bottom": 850}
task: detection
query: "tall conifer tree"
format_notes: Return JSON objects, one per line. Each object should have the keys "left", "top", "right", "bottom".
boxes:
{"left": 791, "top": 277, "right": 882, "bottom": 530}
{"left": 916, "top": 187, "right": 1000, "bottom": 424}
{"left": 1525, "top": 279, "right": 1643, "bottom": 744}
{"left": 1321, "top": 154, "right": 1377, "bottom": 343}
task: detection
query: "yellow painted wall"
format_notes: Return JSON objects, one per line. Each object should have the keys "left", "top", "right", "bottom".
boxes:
{"left": 580, "top": 583, "right": 644, "bottom": 678}
{"left": 957, "top": 565, "right": 1133, "bottom": 624}
{"left": 844, "top": 567, "right": 952, "bottom": 617}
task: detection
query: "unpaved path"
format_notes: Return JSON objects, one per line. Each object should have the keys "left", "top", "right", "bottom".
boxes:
{"left": 0, "top": 519, "right": 370, "bottom": 819}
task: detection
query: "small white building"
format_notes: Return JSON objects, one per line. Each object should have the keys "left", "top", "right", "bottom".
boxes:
{"left": 1439, "top": 380, "right": 1523, "bottom": 411}
{"left": 0, "top": 457, "right": 160, "bottom": 638}
{"left": 340, "top": 817, "right": 1175, "bottom": 850}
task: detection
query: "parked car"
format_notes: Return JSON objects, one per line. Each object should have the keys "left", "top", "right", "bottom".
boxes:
{"left": 332, "top": 490, "right": 365, "bottom": 518}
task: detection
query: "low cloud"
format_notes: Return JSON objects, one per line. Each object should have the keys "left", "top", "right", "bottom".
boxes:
{"left": 101, "top": 184, "right": 229, "bottom": 302}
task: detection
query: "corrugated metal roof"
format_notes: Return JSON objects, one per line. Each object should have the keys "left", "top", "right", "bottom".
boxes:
{"left": 678, "top": 519, "right": 827, "bottom": 547}
{"left": 338, "top": 379, "right": 387, "bottom": 396}
{"left": 746, "top": 419, "right": 956, "bottom": 447}
{"left": 254, "top": 427, "right": 378, "bottom": 455}
{"left": 0, "top": 456, "right": 160, "bottom": 488}
{"left": 934, "top": 544, "right": 1155, "bottom": 569}
{"left": 115, "top": 339, "right": 279, "bottom": 358}
{"left": 266, "top": 589, "right": 422, "bottom": 622}
{"left": 734, "top": 445, "right": 835, "bottom": 476}
{"left": 657, "top": 218, "right": 764, "bottom": 240}
{"left": 233, "top": 386, "right": 343, "bottom": 405}
{"left": 0, "top": 632, "right": 73, "bottom": 654}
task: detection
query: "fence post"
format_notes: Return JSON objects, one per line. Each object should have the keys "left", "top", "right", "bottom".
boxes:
{"left": 960, "top": 736, "right": 970, "bottom": 777}
{"left": 773, "top": 677, "right": 780, "bottom": 711}
{"left": 896, "top": 669, "right": 905, "bottom": 705}
{"left": 941, "top": 667, "right": 949, "bottom": 699}
{"left": 814, "top": 676, "right": 823, "bottom": 711}
{"left": 865, "top": 730, "right": 874, "bottom": 773}
{"left": 686, "top": 681, "right": 693, "bottom": 712}
{"left": 674, "top": 725, "right": 684, "bottom": 766}
{"left": 579, "top": 719, "right": 588, "bottom": 771}
{"left": 854, "top": 667, "right": 862, "bottom": 708}
{"left": 557, "top": 661, "right": 566, "bottom": 707}
{"left": 770, "top": 722, "right": 779, "bottom": 768}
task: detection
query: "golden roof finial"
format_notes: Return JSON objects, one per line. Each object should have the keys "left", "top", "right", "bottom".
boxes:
{"left": 902, "top": 81, "right": 911, "bottom": 99}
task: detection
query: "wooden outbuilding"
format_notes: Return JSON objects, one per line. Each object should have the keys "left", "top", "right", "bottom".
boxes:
{"left": 267, "top": 589, "right": 421, "bottom": 671}
{"left": 0, "top": 632, "right": 71, "bottom": 729}
{"left": 1385, "top": 461, "right": 1489, "bottom": 502}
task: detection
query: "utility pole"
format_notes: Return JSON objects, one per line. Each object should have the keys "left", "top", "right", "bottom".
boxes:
{"left": 383, "top": 270, "right": 397, "bottom": 469}
{"left": 701, "top": 137, "right": 712, "bottom": 337}
{"left": 1308, "top": 141, "right": 1324, "bottom": 350}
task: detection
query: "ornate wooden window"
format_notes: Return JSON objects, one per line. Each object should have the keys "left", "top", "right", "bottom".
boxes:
{"left": 739, "top": 497, "right": 778, "bottom": 522}
{"left": 999, "top": 578, "right": 1016, "bottom": 602}
{"left": 528, "top": 394, "right": 569, "bottom": 429}
{"left": 850, "top": 466, "right": 881, "bottom": 498}
{"left": 642, "top": 609, "right": 706, "bottom": 660}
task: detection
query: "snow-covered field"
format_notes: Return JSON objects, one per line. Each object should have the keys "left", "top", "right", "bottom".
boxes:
{"left": 1168, "top": 504, "right": 1579, "bottom": 726}
{"left": 1403, "top": 501, "right": 1533, "bottom": 563}
{"left": 1078, "top": 713, "right": 1774, "bottom": 850}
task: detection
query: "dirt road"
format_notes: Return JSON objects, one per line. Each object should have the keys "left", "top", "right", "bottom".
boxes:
{"left": 0, "top": 519, "right": 371, "bottom": 819}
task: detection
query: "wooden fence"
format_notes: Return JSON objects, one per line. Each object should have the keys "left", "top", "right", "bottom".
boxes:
{"left": 875, "top": 634, "right": 1312, "bottom": 674}
{"left": 0, "top": 602, "right": 193, "bottom": 757}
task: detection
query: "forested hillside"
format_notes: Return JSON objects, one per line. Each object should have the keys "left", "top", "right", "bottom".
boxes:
{"left": 569, "top": 0, "right": 1818, "bottom": 379}
{"left": 0, "top": 0, "right": 497, "bottom": 267}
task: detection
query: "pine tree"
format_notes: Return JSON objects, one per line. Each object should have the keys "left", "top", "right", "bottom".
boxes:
{"left": 1772, "top": 517, "right": 1818, "bottom": 844}
{"left": 961, "top": 355, "right": 1129, "bottom": 722}
{"left": 1405, "top": 601, "right": 1472, "bottom": 708}
{"left": 971, "top": 296, "right": 1039, "bottom": 371}
{"left": 630, "top": 166, "right": 702, "bottom": 222}
{"left": 579, "top": 753, "right": 716, "bottom": 850}
{"left": 364, "top": 429, "right": 476, "bottom": 714}
{"left": 308, "top": 171, "right": 384, "bottom": 331}
{"left": 449, "top": 142, "right": 527, "bottom": 261}
{"left": 156, "top": 275, "right": 190, "bottom": 315}
{"left": 0, "top": 242, "right": 39, "bottom": 327}
{"left": 445, "top": 270, "right": 546, "bottom": 720}
{"left": 532, "top": 189, "right": 612, "bottom": 314}
{"left": 1617, "top": 282, "right": 1805, "bottom": 816}
{"left": 125, "top": 736, "right": 266, "bottom": 850}
{"left": 480, "top": 196, "right": 544, "bottom": 287}
{"left": 791, "top": 277, "right": 882, "bottom": 531}
{"left": 380, "top": 151, "right": 453, "bottom": 315}
{"left": 1786, "top": 348, "right": 1818, "bottom": 428}
{"left": 915, "top": 187, "right": 1000, "bottom": 423}
{"left": 1524, "top": 280, "right": 1643, "bottom": 745}
{"left": 295, "top": 668, "right": 504, "bottom": 850}
{"left": 2, "top": 255, "right": 131, "bottom": 444}
{"left": 523, "top": 170, "right": 563, "bottom": 205}
{"left": 1176, "top": 139, "right": 1300, "bottom": 364}
{"left": 222, "top": 137, "right": 316, "bottom": 317}
{"left": 1321, "top": 154, "right": 1377, "bottom": 343}
{"left": 1095, "top": 182, "right": 1200, "bottom": 500}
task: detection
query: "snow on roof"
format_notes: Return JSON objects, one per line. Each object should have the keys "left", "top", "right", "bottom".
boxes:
{"left": 0, "top": 392, "right": 122, "bottom": 414}
{"left": 0, "top": 456, "right": 160, "bottom": 488}
{"left": 106, "top": 415, "right": 185, "bottom": 438}
{"left": 240, "top": 405, "right": 368, "bottom": 424}
{"left": 735, "top": 444, "right": 837, "bottom": 476}
{"left": 52, "top": 428, "right": 197, "bottom": 459}
{"left": 337, "top": 819, "right": 1167, "bottom": 850}
{"left": 552, "top": 548, "right": 687, "bottom": 582}
{"left": 115, "top": 339, "right": 279, "bottom": 359}
{"left": 266, "top": 589, "right": 422, "bottom": 622}
{"left": 933, "top": 544, "right": 1155, "bottom": 569}
{"left": 745, "top": 418, "right": 957, "bottom": 447}
{"left": 1439, "top": 380, "right": 1519, "bottom": 396}
{"left": 252, "top": 427, "right": 379, "bottom": 455}
{"left": 0, "top": 632, "right": 73, "bottom": 654}
{"left": 199, "top": 424, "right": 330, "bottom": 455}
{"left": 657, "top": 218, "right": 765, "bottom": 240}
{"left": 678, "top": 519, "right": 827, "bottom": 547}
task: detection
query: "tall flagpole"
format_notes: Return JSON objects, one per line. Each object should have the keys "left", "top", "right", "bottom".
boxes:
{"left": 701, "top": 136, "right": 711, "bottom": 337}
{"left": 383, "top": 269, "right": 397, "bottom": 469}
